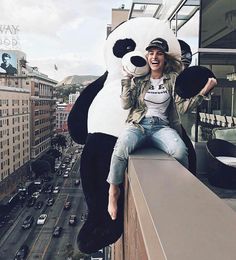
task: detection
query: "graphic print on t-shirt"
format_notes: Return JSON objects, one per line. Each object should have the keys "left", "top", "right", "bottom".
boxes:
{"left": 144, "top": 77, "right": 170, "bottom": 121}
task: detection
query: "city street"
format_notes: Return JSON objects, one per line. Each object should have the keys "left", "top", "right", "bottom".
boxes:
{"left": 0, "top": 145, "right": 88, "bottom": 260}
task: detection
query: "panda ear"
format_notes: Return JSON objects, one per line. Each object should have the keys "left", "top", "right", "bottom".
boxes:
{"left": 175, "top": 66, "right": 215, "bottom": 98}
{"left": 113, "top": 38, "right": 136, "bottom": 58}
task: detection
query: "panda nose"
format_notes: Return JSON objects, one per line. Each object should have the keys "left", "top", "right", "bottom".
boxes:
{"left": 130, "top": 56, "right": 147, "bottom": 67}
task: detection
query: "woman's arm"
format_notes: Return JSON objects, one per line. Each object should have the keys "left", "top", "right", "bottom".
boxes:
{"left": 120, "top": 75, "right": 137, "bottom": 110}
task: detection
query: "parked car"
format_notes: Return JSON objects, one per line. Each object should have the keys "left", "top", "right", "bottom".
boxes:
{"left": 46, "top": 197, "right": 55, "bottom": 206}
{"left": 26, "top": 197, "right": 36, "bottom": 207}
{"left": 52, "top": 226, "right": 62, "bottom": 237}
{"left": 21, "top": 215, "right": 34, "bottom": 229}
{"left": 31, "top": 191, "right": 40, "bottom": 199}
{"left": 64, "top": 201, "right": 71, "bottom": 210}
{"left": 34, "top": 200, "right": 44, "bottom": 209}
{"left": 37, "top": 214, "right": 47, "bottom": 225}
{"left": 14, "top": 244, "right": 29, "bottom": 260}
{"left": 69, "top": 215, "right": 77, "bottom": 226}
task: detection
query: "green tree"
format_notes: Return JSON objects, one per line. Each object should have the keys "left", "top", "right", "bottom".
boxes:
{"left": 31, "top": 160, "right": 51, "bottom": 178}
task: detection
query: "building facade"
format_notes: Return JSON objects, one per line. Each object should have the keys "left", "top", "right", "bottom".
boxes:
{"left": 0, "top": 50, "right": 57, "bottom": 198}
{"left": 56, "top": 103, "right": 73, "bottom": 133}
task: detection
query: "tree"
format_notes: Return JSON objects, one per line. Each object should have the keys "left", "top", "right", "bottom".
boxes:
{"left": 31, "top": 160, "right": 51, "bottom": 178}
{"left": 47, "top": 148, "right": 62, "bottom": 159}
{"left": 41, "top": 154, "right": 55, "bottom": 172}
{"left": 51, "top": 134, "right": 67, "bottom": 148}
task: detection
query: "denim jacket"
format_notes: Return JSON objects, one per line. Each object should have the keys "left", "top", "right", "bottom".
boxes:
{"left": 120, "top": 72, "right": 204, "bottom": 137}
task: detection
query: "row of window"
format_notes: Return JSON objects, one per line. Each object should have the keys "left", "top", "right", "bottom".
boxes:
{"left": 35, "top": 126, "right": 51, "bottom": 136}
{"left": 34, "top": 100, "right": 54, "bottom": 106}
{"left": 35, "top": 118, "right": 51, "bottom": 126}
{"left": 35, "top": 110, "right": 50, "bottom": 116}
{"left": 33, "top": 140, "right": 50, "bottom": 157}
{"left": 0, "top": 108, "right": 29, "bottom": 117}
{"left": 34, "top": 134, "right": 50, "bottom": 146}
{"left": 0, "top": 119, "right": 29, "bottom": 128}
{"left": 0, "top": 168, "right": 10, "bottom": 181}
{"left": 0, "top": 99, "right": 29, "bottom": 107}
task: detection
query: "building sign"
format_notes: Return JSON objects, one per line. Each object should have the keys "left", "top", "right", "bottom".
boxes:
{"left": 0, "top": 24, "right": 20, "bottom": 49}
{"left": 0, "top": 51, "right": 18, "bottom": 75}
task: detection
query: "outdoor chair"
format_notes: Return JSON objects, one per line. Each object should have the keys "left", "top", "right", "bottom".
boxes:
{"left": 206, "top": 139, "right": 236, "bottom": 188}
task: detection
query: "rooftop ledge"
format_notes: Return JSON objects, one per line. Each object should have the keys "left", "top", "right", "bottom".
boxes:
{"left": 112, "top": 148, "right": 236, "bottom": 260}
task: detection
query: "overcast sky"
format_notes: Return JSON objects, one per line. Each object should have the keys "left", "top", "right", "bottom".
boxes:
{"left": 0, "top": 0, "right": 132, "bottom": 82}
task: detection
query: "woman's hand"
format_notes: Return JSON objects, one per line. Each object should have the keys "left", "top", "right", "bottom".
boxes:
{"left": 122, "top": 66, "right": 133, "bottom": 79}
{"left": 199, "top": 77, "right": 217, "bottom": 96}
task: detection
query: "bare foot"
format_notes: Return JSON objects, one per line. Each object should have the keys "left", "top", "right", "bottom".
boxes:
{"left": 108, "top": 184, "right": 120, "bottom": 220}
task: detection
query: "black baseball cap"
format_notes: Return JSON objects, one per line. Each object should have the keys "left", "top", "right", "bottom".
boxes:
{"left": 146, "top": 38, "right": 169, "bottom": 53}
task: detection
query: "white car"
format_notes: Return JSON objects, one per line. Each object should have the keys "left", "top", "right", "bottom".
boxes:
{"left": 63, "top": 171, "right": 69, "bottom": 178}
{"left": 31, "top": 192, "right": 40, "bottom": 199}
{"left": 53, "top": 186, "right": 60, "bottom": 194}
{"left": 37, "top": 214, "right": 47, "bottom": 225}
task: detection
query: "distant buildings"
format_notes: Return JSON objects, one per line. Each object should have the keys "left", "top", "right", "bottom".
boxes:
{"left": 69, "top": 91, "right": 80, "bottom": 104}
{"left": 0, "top": 50, "right": 57, "bottom": 198}
{"left": 56, "top": 103, "right": 73, "bottom": 133}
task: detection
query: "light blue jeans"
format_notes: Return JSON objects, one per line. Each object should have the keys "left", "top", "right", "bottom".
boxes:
{"left": 107, "top": 116, "right": 189, "bottom": 185}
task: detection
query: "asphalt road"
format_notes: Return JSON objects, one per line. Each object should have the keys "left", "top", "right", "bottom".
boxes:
{"left": 0, "top": 145, "right": 87, "bottom": 260}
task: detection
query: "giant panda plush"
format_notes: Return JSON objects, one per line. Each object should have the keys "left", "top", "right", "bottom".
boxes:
{"left": 68, "top": 17, "right": 196, "bottom": 254}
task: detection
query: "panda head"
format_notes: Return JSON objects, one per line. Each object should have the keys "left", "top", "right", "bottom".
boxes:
{"left": 104, "top": 17, "right": 181, "bottom": 78}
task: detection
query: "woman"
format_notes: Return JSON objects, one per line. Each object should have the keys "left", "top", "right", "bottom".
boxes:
{"left": 107, "top": 38, "right": 217, "bottom": 220}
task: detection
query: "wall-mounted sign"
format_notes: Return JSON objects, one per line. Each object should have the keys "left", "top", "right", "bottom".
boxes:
{"left": 0, "top": 51, "right": 18, "bottom": 75}
{"left": 0, "top": 25, "right": 20, "bottom": 49}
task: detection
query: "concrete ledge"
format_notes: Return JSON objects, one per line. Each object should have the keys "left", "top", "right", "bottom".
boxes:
{"left": 119, "top": 148, "right": 236, "bottom": 260}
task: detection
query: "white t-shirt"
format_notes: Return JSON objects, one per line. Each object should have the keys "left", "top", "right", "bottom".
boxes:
{"left": 144, "top": 77, "right": 170, "bottom": 122}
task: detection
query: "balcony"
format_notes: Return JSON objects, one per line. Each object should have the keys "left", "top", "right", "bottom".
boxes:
{"left": 112, "top": 148, "right": 236, "bottom": 260}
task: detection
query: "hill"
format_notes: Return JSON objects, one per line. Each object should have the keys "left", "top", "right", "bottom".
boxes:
{"left": 57, "top": 75, "right": 99, "bottom": 87}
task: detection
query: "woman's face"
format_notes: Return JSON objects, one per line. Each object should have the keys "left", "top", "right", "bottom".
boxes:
{"left": 147, "top": 48, "right": 165, "bottom": 73}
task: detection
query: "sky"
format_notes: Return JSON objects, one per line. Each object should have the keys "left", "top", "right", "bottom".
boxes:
{"left": 0, "top": 0, "right": 132, "bottom": 82}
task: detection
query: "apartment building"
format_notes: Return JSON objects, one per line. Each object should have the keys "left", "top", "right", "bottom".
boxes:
{"left": 29, "top": 67, "right": 57, "bottom": 159}
{"left": 56, "top": 103, "right": 73, "bottom": 133}
{"left": 69, "top": 91, "right": 80, "bottom": 104}
{"left": 0, "top": 50, "right": 57, "bottom": 197}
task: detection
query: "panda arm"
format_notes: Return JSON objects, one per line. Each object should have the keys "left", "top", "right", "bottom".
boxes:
{"left": 68, "top": 71, "right": 108, "bottom": 144}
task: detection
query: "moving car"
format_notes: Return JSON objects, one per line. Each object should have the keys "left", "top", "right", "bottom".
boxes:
{"left": 69, "top": 215, "right": 77, "bottom": 226}
{"left": 14, "top": 244, "right": 29, "bottom": 260}
{"left": 53, "top": 186, "right": 60, "bottom": 194}
{"left": 26, "top": 197, "right": 36, "bottom": 207}
{"left": 21, "top": 215, "right": 34, "bottom": 229}
{"left": 52, "top": 226, "right": 62, "bottom": 237}
{"left": 37, "top": 214, "right": 47, "bottom": 225}
{"left": 31, "top": 191, "right": 40, "bottom": 199}
{"left": 46, "top": 197, "right": 55, "bottom": 206}
{"left": 34, "top": 200, "right": 44, "bottom": 209}
{"left": 63, "top": 171, "right": 69, "bottom": 178}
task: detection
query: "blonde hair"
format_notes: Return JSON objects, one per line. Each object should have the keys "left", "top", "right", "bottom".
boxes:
{"left": 164, "top": 53, "right": 182, "bottom": 74}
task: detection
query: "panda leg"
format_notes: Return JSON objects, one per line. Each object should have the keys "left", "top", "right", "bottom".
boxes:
{"left": 78, "top": 133, "right": 124, "bottom": 253}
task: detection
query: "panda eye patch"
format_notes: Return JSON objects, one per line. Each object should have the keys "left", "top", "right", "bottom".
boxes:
{"left": 113, "top": 38, "right": 136, "bottom": 58}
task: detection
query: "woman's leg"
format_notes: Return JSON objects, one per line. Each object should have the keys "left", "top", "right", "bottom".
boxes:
{"left": 150, "top": 126, "right": 189, "bottom": 168}
{"left": 107, "top": 125, "right": 145, "bottom": 220}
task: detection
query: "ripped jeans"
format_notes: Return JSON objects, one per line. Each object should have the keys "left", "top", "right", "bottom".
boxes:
{"left": 106, "top": 116, "right": 189, "bottom": 185}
